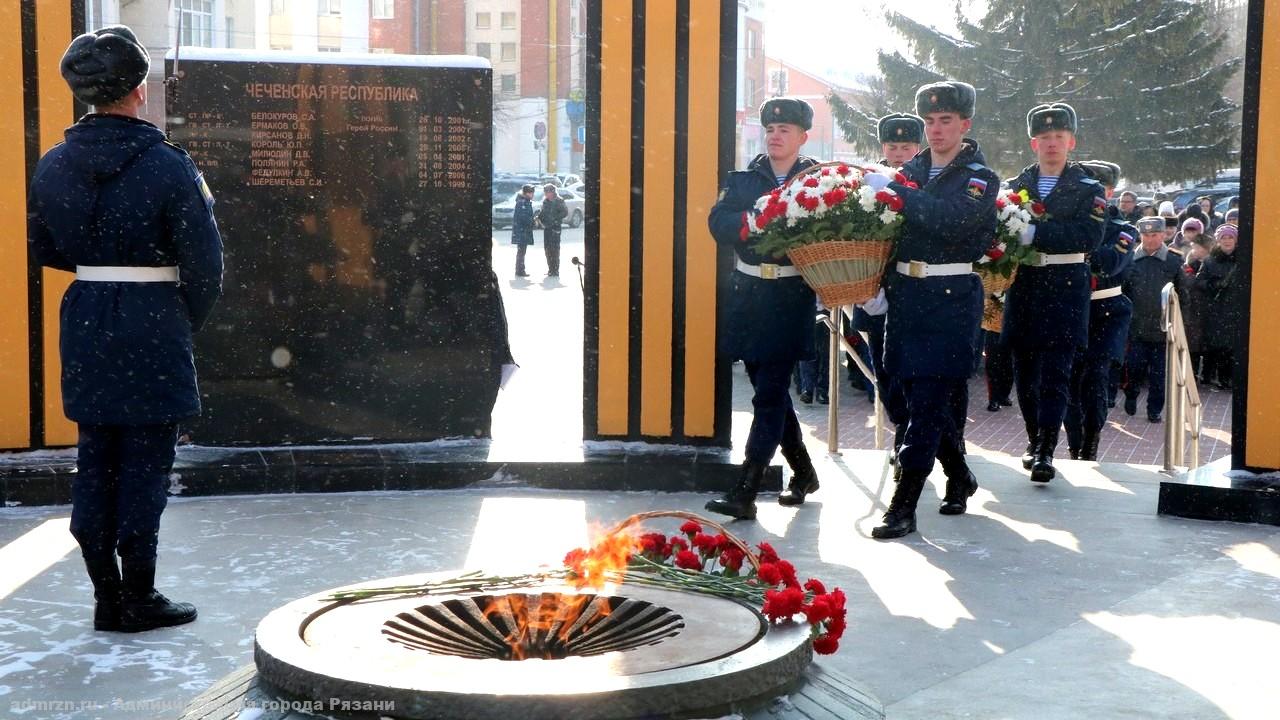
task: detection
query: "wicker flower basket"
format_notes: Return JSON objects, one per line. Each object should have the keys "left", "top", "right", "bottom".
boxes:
{"left": 979, "top": 267, "right": 1018, "bottom": 297}
{"left": 786, "top": 239, "right": 895, "bottom": 307}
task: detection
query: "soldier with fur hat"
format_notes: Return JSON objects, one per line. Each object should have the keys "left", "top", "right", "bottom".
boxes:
{"left": 858, "top": 81, "right": 998, "bottom": 539}
{"left": 1002, "top": 102, "right": 1105, "bottom": 482}
{"left": 705, "top": 97, "right": 822, "bottom": 519}
{"left": 28, "top": 25, "right": 223, "bottom": 633}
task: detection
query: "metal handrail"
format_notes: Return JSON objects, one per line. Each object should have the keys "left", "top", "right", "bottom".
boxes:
{"left": 818, "top": 306, "right": 886, "bottom": 455}
{"left": 1161, "top": 282, "right": 1202, "bottom": 472}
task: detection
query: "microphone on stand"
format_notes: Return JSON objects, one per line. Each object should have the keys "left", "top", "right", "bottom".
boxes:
{"left": 571, "top": 256, "right": 585, "bottom": 291}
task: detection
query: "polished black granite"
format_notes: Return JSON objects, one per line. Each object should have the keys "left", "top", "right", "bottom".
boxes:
{"left": 1157, "top": 457, "right": 1280, "bottom": 526}
{"left": 0, "top": 443, "right": 782, "bottom": 507}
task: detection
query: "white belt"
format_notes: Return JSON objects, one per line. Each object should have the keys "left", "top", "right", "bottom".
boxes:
{"left": 895, "top": 260, "right": 975, "bottom": 279}
{"left": 76, "top": 265, "right": 179, "bottom": 283}
{"left": 1091, "top": 285, "right": 1123, "bottom": 301}
{"left": 1025, "top": 252, "right": 1087, "bottom": 267}
{"left": 735, "top": 257, "right": 801, "bottom": 280}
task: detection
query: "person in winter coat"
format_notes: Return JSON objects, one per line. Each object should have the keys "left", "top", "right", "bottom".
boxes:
{"left": 705, "top": 97, "right": 822, "bottom": 519}
{"left": 1122, "top": 217, "right": 1187, "bottom": 422}
{"left": 866, "top": 81, "right": 998, "bottom": 539}
{"left": 511, "top": 184, "right": 536, "bottom": 277}
{"left": 1170, "top": 217, "right": 1204, "bottom": 254}
{"left": 1196, "top": 223, "right": 1241, "bottom": 388}
{"left": 539, "top": 184, "right": 568, "bottom": 277}
{"left": 1182, "top": 234, "right": 1213, "bottom": 382}
{"left": 27, "top": 26, "right": 223, "bottom": 633}
{"left": 1003, "top": 102, "right": 1105, "bottom": 482}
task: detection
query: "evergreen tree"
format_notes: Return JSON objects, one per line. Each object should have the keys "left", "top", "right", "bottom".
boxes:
{"left": 871, "top": 0, "right": 1241, "bottom": 184}
{"left": 828, "top": 78, "right": 894, "bottom": 162}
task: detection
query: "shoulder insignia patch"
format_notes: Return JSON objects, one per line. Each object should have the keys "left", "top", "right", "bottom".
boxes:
{"left": 1080, "top": 176, "right": 1100, "bottom": 186}
{"left": 1091, "top": 195, "right": 1107, "bottom": 219}
{"left": 1118, "top": 231, "right": 1134, "bottom": 246}
{"left": 196, "top": 173, "right": 215, "bottom": 209}
{"left": 966, "top": 176, "right": 988, "bottom": 199}
{"left": 966, "top": 162, "right": 986, "bottom": 172}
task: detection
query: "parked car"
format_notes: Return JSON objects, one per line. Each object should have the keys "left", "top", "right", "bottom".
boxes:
{"left": 1171, "top": 184, "right": 1238, "bottom": 212}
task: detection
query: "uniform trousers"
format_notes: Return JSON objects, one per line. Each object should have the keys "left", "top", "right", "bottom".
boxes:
{"left": 865, "top": 319, "right": 908, "bottom": 427}
{"left": 897, "top": 376, "right": 968, "bottom": 475}
{"left": 1012, "top": 347, "right": 1076, "bottom": 439}
{"left": 543, "top": 227, "right": 562, "bottom": 276}
{"left": 744, "top": 360, "right": 804, "bottom": 465}
{"left": 1124, "top": 340, "right": 1167, "bottom": 416}
{"left": 70, "top": 423, "right": 179, "bottom": 562}
{"left": 983, "top": 330, "right": 1014, "bottom": 403}
{"left": 1064, "top": 348, "right": 1111, "bottom": 452}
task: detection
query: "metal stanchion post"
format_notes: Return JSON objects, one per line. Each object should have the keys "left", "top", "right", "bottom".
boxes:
{"left": 828, "top": 306, "right": 841, "bottom": 455}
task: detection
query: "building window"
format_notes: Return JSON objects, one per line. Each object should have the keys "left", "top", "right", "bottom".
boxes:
{"left": 475, "top": 12, "right": 490, "bottom": 29}
{"left": 747, "top": 29, "right": 757, "bottom": 58}
{"left": 500, "top": 74, "right": 516, "bottom": 94}
{"left": 500, "top": 42, "right": 516, "bottom": 62}
{"left": 501, "top": 11, "right": 516, "bottom": 29}
{"left": 475, "top": 42, "right": 491, "bottom": 59}
{"left": 371, "top": 0, "right": 393, "bottom": 19}
{"left": 318, "top": 0, "right": 341, "bottom": 15}
{"left": 318, "top": 45, "right": 341, "bottom": 52}
{"left": 271, "top": 0, "right": 288, "bottom": 14}
{"left": 176, "top": 0, "right": 214, "bottom": 47}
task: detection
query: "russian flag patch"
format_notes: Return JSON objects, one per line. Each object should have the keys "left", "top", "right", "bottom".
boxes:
{"left": 967, "top": 177, "right": 988, "bottom": 198}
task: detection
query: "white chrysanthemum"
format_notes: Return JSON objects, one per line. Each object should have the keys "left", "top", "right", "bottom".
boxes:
{"left": 858, "top": 185, "right": 877, "bottom": 212}
{"left": 879, "top": 208, "right": 898, "bottom": 225}
{"left": 786, "top": 197, "right": 808, "bottom": 222}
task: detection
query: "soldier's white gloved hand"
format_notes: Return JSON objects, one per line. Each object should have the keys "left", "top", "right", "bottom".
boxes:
{"left": 863, "top": 172, "right": 892, "bottom": 191}
{"left": 1018, "top": 223, "right": 1037, "bottom": 246}
{"left": 858, "top": 288, "right": 888, "bottom": 316}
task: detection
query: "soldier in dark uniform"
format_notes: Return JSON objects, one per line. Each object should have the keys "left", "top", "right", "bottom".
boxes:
{"left": 853, "top": 112, "right": 923, "bottom": 472}
{"left": 705, "top": 97, "right": 821, "bottom": 519}
{"left": 1122, "top": 217, "right": 1188, "bottom": 422}
{"left": 1002, "top": 103, "right": 1105, "bottom": 483}
{"left": 865, "top": 81, "right": 998, "bottom": 539}
{"left": 27, "top": 26, "right": 223, "bottom": 632}
{"left": 1063, "top": 161, "right": 1135, "bottom": 460}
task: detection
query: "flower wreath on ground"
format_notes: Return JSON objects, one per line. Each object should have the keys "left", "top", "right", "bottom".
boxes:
{"left": 565, "top": 519, "right": 848, "bottom": 655}
{"left": 744, "top": 162, "right": 907, "bottom": 258}
{"left": 976, "top": 188, "right": 1047, "bottom": 281}
{"left": 327, "top": 514, "right": 848, "bottom": 656}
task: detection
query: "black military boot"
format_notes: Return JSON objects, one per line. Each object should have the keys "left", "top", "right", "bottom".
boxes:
{"left": 119, "top": 557, "right": 198, "bottom": 633}
{"left": 1030, "top": 429, "right": 1059, "bottom": 483}
{"left": 937, "top": 443, "right": 979, "bottom": 516}
{"left": 1021, "top": 420, "right": 1037, "bottom": 470}
{"left": 871, "top": 471, "right": 927, "bottom": 539}
{"left": 706, "top": 461, "right": 766, "bottom": 520}
{"left": 1080, "top": 431, "right": 1101, "bottom": 462}
{"left": 83, "top": 554, "right": 122, "bottom": 632}
{"left": 778, "top": 449, "right": 819, "bottom": 507}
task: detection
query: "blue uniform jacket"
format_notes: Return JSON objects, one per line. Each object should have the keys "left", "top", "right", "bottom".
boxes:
{"left": 28, "top": 114, "right": 224, "bottom": 426}
{"left": 882, "top": 139, "right": 998, "bottom": 379}
{"left": 1002, "top": 162, "right": 1105, "bottom": 350}
{"left": 1086, "top": 208, "right": 1136, "bottom": 360}
{"left": 708, "top": 154, "right": 817, "bottom": 363}
{"left": 511, "top": 195, "right": 535, "bottom": 245}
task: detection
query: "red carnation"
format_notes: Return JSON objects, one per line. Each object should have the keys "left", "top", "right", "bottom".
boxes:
{"left": 827, "top": 589, "right": 847, "bottom": 612}
{"left": 803, "top": 595, "right": 834, "bottom": 624}
{"left": 895, "top": 172, "right": 908, "bottom": 184}
{"left": 903, "top": 180, "right": 919, "bottom": 190}
{"left": 757, "top": 542, "right": 780, "bottom": 564}
{"left": 795, "top": 192, "right": 820, "bottom": 211}
{"left": 776, "top": 560, "right": 800, "bottom": 588}
{"left": 692, "top": 532, "right": 720, "bottom": 555}
{"left": 825, "top": 613, "right": 848, "bottom": 639}
{"left": 821, "top": 188, "right": 848, "bottom": 207}
{"left": 812, "top": 633, "right": 840, "bottom": 655}
{"left": 995, "top": 198, "right": 1006, "bottom": 210}
{"left": 803, "top": 177, "right": 820, "bottom": 188}
{"left": 674, "top": 549, "right": 703, "bottom": 570}
{"left": 1007, "top": 193, "right": 1023, "bottom": 206}
{"left": 756, "top": 562, "right": 784, "bottom": 587}
{"left": 874, "top": 190, "right": 894, "bottom": 204}
{"left": 987, "top": 248, "right": 1005, "bottom": 260}
{"left": 719, "top": 546, "right": 746, "bottom": 572}
{"left": 804, "top": 578, "right": 827, "bottom": 596}
{"left": 669, "top": 536, "right": 689, "bottom": 553}
{"left": 1031, "top": 201, "right": 1047, "bottom": 215}
{"left": 762, "top": 586, "right": 806, "bottom": 622}
{"left": 639, "top": 532, "right": 669, "bottom": 558}
{"left": 887, "top": 195, "right": 905, "bottom": 212}
{"left": 836, "top": 163, "right": 851, "bottom": 176}
{"left": 679, "top": 520, "right": 702, "bottom": 537}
